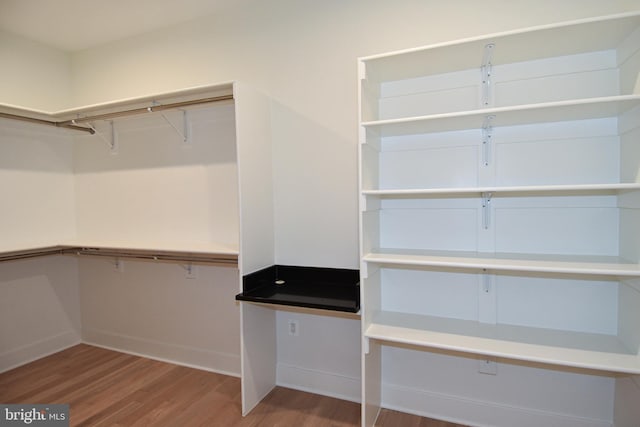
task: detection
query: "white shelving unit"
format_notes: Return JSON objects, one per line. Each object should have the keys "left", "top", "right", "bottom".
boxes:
{"left": 359, "top": 12, "right": 640, "bottom": 427}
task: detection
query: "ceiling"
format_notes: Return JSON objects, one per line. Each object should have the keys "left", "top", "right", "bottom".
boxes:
{"left": 0, "top": 0, "right": 235, "bottom": 51}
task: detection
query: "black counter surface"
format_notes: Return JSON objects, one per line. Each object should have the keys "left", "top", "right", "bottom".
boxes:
{"left": 235, "top": 265, "right": 359, "bottom": 313}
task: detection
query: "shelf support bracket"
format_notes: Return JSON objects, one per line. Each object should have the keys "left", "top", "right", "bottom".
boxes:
{"left": 159, "top": 109, "right": 190, "bottom": 144}
{"left": 358, "top": 61, "right": 367, "bottom": 81}
{"left": 482, "top": 115, "right": 495, "bottom": 167}
{"left": 479, "top": 269, "right": 497, "bottom": 324}
{"left": 482, "top": 192, "right": 493, "bottom": 230}
{"left": 482, "top": 271, "right": 492, "bottom": 293}
{"left": 109, "top": 121, "right": 118, "bottom": 153}
{"left": 114, "top": 258, "right": 124, "bottom": 273}
{"left": 481, "top": 43, "right": 495, "bottom": 107}
{"left": 80, "top": 120, "right": 118, "bottom": 154}
{"left": 180, "top": 262, "right": 197, "bottom": 279}
{"left": 363, "top": 336, "right": 370, "bottom": 355}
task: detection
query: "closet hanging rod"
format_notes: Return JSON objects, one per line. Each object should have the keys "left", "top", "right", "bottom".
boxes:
{"left": 59, "top": 94, "right": 234, "bottom": 126}
{"left": 0, "top": 111, "right": 95, "bottom": 134}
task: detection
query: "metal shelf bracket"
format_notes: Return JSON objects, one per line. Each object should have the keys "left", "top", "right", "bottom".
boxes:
{"left": 481, "top": 43, "right": 495, "bottom": 107}
{"left": 159, "top": 109, "right": 190, "bottom": 144}
{"left": 479, "top": 269, "right": 497, "bottom": 325}
{"left": 482, "top": 115, "right": 495, "bottom": 167}
{"left": 80, "top": 120, "right": 118, "bottom": 154}
{"left": 180, "top": 262, "right": 197, "bottom": 279}
{"left": 481, "top": 192, "right": 493, "bottom": 229}
{"left": 482, "top": 269, "right": 492, "bottom": 293}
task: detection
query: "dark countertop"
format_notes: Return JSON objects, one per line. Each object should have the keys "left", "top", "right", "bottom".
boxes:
{"left": 235, "top": 265, "right": 360, "bottom": 313}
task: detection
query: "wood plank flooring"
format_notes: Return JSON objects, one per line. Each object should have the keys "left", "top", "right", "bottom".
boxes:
{"left": 0, "top": 344, "right": 466, "bottom": 426}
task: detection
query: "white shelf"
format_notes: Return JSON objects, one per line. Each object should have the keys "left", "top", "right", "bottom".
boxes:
{"left": 361, "top": 95, "right": 640, "bottom": 137}
{"left": 0, "top": 82, "right": 235, "bottom": 135}
{"left": 0, "top": 82, "right": 235, "bottom": 120}
{"left": 363, "top": 249, "right": 640, "bottom": 277}
{"left": 0, "top": 246, "right": 69, "bottom": 263}
{"left": 366, "top": 311, "right": 640, "bottom": 375}
{"left": 360, "top": 11, "right": 640, "bottom": 83}
{"left": 61, "top": 240, "right": 239, "bottom": 256}
{"left": 363, "top": 183, "right": 640, "bottom": 197}
{"left": 0, "top": 242, "right": 239, "bottom": 265}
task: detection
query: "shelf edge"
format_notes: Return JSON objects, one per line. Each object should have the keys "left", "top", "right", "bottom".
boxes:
{"left": 366, "top": 322, "right": 640, "bottom": 375}
{"left": 363, "top": 252, "right": 640, "bottom": 277}
{"left": 362, "top": 183, "right": 640, "bottom": 197}
{"left": 0, "top": 244, "right": 239, "bottom": 266}
{"left": 361, "top": 94, "right": 640, "bottom": 128}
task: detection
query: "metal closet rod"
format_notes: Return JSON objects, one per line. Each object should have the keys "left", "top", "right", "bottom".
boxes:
{"left": 0, "top": 111, "right": 95, "bottom": 134}
{"left": 0, "top": 245, "right": 239, "bottom": 266}
{"left": 60, "top": 94, "right": 234, "bottom": 126}
{"left": 1, "top": 93, "right": 234, "bottom": 135}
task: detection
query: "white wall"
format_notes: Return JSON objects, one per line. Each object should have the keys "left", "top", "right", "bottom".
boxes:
{"left": 72, "top": 103, "right": 239, "bottom": 252}
{"left": 614, "top": 376, "right": 640, "bottom": 427}
{"left": 276, "top": 309, "right": 361, "bottom": 401}
{"left": 0, "top": 256, "right": 81, "bottom": 372}
{"left": 79, "top": 258, "right": 241, "bottom": 375}
{"left": 0, "top": 33, "right": 77, "bottom": 373}
{"left": 382, "top": 347, "right": 615, "bottom": 427}
{"left": 0, "top": 121, "right": 76, "bottom": 252}
{"left": 0, "top": 30, "right": 71, "bottom": 110}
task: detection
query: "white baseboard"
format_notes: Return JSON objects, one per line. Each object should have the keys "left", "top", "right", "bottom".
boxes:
{"left": 382, "top": 383, "right": 612, "bottom": 427}
{"left": 82, "top": 327, "right": 241, "bottom": 377}
{"left": 276, "top": 362, "right": 361, "bottom": 403}
{"left": 0, "top": 331, "right": 81, "bottom": 373}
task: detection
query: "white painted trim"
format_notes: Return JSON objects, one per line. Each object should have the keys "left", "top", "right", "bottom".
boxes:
{"left": 0, "top": 331, "right": 80, "bottom": 373}
{"left": 82, "top": 328, "right": 240, "bottom": 378}
{"left": 382, "top": 382, "right": 612, "bottom": 427}
{"left": 276, "top": 362, "right": 361, "bottom": 403}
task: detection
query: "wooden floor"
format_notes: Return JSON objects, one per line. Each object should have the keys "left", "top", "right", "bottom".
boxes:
{"left": 0, "top": 344, "right": 467, "bottom": 426}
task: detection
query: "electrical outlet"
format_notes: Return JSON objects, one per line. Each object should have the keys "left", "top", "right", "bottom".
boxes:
{"left": 478, "top": 357, "right": 498, "bottom": 375}
{"left": 288, "top": 319, "right": 299, "bottom": 336}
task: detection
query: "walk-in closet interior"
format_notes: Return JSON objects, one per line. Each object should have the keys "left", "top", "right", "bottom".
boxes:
{"left": 1, "top": 1, "right": 639, "bottom": 426}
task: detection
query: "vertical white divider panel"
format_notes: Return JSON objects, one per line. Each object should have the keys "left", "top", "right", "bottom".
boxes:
{"left": 361, "top": 267, "right": 381, "bottom": 427}
{"left": 234, "top": 81, "right": 276, "bottom": 415}
{"left": 359, "top": 58, "right": 381, "bottom": 426}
